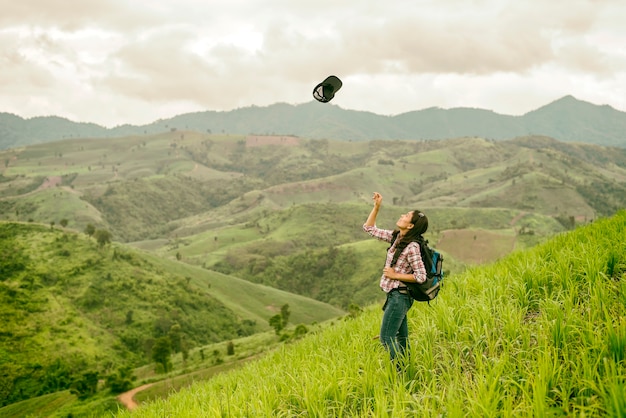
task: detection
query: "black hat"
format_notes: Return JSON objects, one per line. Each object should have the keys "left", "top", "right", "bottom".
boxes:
{"left": 313, "top": 75, "right": 342, "bottom": 103}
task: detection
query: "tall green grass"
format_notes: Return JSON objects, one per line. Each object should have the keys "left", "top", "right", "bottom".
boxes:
{"left": 113, "top": 210, "right": 625, "bottom": 417}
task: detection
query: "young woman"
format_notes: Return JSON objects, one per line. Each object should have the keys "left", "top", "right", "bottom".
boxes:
{"left": 363, "top": 192, "right": 429, "bottom": 364}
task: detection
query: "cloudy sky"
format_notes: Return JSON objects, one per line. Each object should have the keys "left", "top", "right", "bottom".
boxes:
{"left": 1, "top": 0, "right": 625, "bottom": 127}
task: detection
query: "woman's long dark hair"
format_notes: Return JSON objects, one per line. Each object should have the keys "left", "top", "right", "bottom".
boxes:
{"left": 389, "top": 210, "right": 430, "bottom": 270}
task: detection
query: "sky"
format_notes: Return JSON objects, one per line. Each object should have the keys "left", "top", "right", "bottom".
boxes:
{"left": 1, "top": 0, "right": 625, "bottom": 128}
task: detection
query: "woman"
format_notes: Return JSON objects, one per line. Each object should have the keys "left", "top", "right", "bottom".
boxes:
{"left": 363, "top": 192, "right": 429, "bottom": 364}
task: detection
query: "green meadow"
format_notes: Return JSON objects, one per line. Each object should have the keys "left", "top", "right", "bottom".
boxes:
{"left": 113, "top": 210, "right": 626, "bottom": 417}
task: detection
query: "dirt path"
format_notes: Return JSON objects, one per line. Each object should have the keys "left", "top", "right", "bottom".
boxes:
{"left": 115, "top": 354, "right": 262, "bottom": 411}
{"left": 510, "top": 211, "right": 527, "bottom": 226}
{"left": 39, "top": 176, "right": 63, "bottom": 190}
{"left": 117, "top": 383, "right": 154, "bottom": 410}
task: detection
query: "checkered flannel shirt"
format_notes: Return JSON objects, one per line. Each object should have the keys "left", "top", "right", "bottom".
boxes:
{"left": 363, "top": 224, "right": 427, "bottom": 293}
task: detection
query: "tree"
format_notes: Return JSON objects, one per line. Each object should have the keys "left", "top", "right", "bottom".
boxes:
{"left": 42, "top": 359, "right": 72, "bottom": 393}
{"left": 280, "top": 304, "right": 291, "bottom": 327}
{"left": 59, "top": 219, "right": 69, "bottom": 228}
{"left": 226, "top": 341, "right": 235, "bottom": 356}
{"left": 94, "top": 229, "right": 112, "bottom": 247}
{"left": 269, "top": 314, "right": 283, "bottom": 335}
{"left": 70, "top": 371, "right": 99, "bottom": 399}
{"left": 84, "top": 223, "right": 95, "bottom": 237}
{"left": 105, "top": 366, "right": 134, "bottom": 394}
{"left": 152, "top": 337, "right": 172, "bottom": 373}
{"left": 125, "top": 310, "right": 134, "bottom": 325}
{"left": 168, "top": 323, "right": 182, "bottom": 353}
{"left": 181, "top": 338, "right": 189, "bottom": 362}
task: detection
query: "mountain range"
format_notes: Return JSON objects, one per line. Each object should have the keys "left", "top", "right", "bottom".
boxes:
{"left": 1, "top": 95, "right": 625, "bottom": 150}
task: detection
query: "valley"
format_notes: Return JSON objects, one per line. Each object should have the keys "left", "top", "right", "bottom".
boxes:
{"left": 1, "top": 130, "right": 625, "bottom": 416}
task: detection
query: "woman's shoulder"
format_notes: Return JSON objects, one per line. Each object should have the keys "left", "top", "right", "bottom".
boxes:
{"left": 405, "top": 239, "right": 425, "bottom": 251}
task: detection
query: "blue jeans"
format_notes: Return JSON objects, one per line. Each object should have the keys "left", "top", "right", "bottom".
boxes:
{"left": 380, "top": 290, "right": 414, "bottom": 361}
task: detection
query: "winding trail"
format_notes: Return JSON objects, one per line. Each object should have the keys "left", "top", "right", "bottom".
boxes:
{"left": 117, "top": 383, "right": 154, "bottom": 410}
{"left": 115, "top": 354, "right": 262, "bottom": 411}
{"left": 510, "top": 211, "right": 528, "bottom": 226}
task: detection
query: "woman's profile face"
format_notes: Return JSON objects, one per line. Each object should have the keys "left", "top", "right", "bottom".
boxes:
{"left": 396, "top": 211, "right": 414, "bottom": 230}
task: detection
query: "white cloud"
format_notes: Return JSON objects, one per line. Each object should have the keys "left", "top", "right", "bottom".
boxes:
{"left": 0, "top": 0, "right": 625, "bottom": 127}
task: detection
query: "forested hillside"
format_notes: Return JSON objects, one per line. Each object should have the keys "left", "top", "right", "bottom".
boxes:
{"left": 0, "top": 222, "right": 344, "bottom": 406}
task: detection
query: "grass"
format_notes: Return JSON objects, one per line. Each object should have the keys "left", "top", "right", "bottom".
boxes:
{"left": 133, "top": 331, "right": 288, "bottom": 404}
{"left": 0, "top": 391, "right": 77, "bottom": 418}
{"left": 133, "top": 360, "right": 253, "bottom": 405}
{"left": 111, "top": 210, "right": 626, "bottom": 417}
{"left": 149, "top": 253, "right": 346, "bottom": 328}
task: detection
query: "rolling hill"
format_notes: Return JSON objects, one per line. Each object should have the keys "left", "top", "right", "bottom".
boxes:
{"left": 2, "top": 133, "right": 624, "bottom": 240}
{"left": 1, "top": 131, "right": 625, "bottom": 309}
{"left": 0, "top": 221, "right": 344, "bottom": 406}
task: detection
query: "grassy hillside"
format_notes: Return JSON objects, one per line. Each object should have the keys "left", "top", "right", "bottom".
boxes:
{"left": 112, "top": 210, "right": 626, "bottom": 417}
{"left": 0, "top": 222, "right": 344, "bottom": 407}
{"left": 4, "top": 132, "right": 623, "bottom": 309}
{"left": 148, "top": 202, "right": 563, "bottom": 308}
{"left": 2, "top": 134, "right": 625, "bottom": 243}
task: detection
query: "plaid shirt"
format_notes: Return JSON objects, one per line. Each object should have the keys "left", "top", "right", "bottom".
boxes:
{"left": 363, "top": 224, "right": 427, "bottom": 293}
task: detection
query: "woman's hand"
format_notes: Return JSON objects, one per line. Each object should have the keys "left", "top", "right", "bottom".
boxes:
{"left": 365, "top": 192, "right": 382, "bottom": 227}
{"left": 372, "top": 192, "right": 382, "bottom": 208}
{"left": 383, "top": 266, "right": 396, "bottom": 279}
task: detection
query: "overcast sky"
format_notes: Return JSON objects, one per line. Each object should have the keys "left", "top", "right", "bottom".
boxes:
{"left": 1, "top": 0, "right": 625, "bottom": 127}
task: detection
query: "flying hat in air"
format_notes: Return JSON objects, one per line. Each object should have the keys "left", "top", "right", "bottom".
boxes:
{"left": 313, "top": 75, "right": 342, "bottom": 103}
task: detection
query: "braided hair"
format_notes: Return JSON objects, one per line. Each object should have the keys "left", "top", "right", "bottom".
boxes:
{"left": 388, "top": 210, "right": 431, "bottom": 272}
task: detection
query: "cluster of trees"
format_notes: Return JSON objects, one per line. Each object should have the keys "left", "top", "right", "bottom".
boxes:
{"left": 0, "top": 357, "right": 135, "bottom": 407}
{"left": 269, "top": 304, "right": 291, "bottom": 335}
{"left": 268, "top": 304, "right": 310, "bottom": 343}
{"left": 83, "top": 223, "right": 112, "bottom": 246}
{"left": 215, "top": 245, "right": 362, "bottom": 309}
{"left": 576, "top": 180, "right": 626, "bottom": 218}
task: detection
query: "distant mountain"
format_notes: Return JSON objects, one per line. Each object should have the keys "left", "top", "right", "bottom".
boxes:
{"left": 1, "top": 95, "right": 625, "bottom": 149}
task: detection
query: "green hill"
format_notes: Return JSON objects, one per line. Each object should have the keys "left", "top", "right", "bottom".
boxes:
{"left": 111, "top": 210, "right": 626, "bottom": 417}
{"left": 0, "top": 222, "right": 344, "bottom": 406}
{"left": 2, "top": 132, "right": 626, "bottom": 412}
{"left": 2, "top": 133, "right": 624, "bottom": 243}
